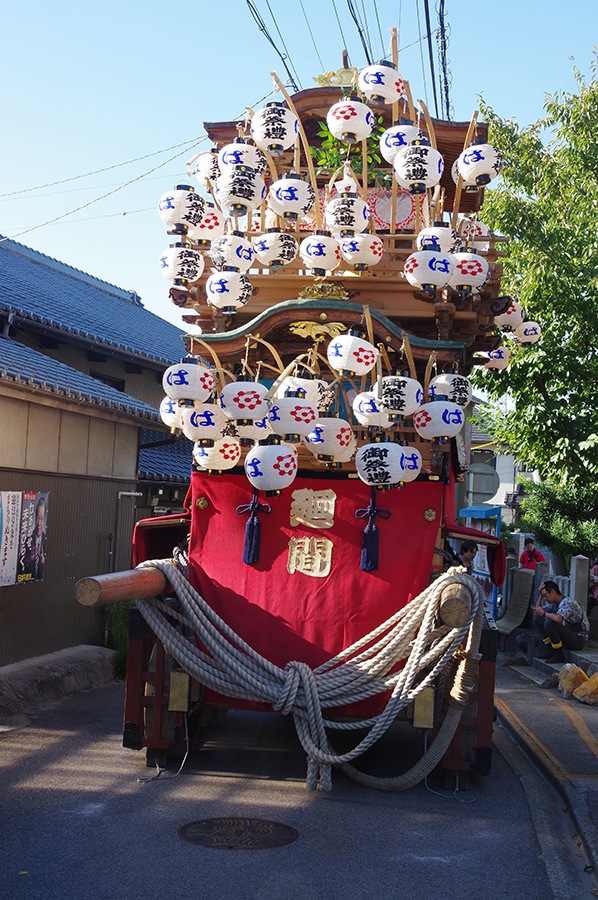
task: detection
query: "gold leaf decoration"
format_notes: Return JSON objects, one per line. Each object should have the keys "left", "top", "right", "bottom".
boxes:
{"left": 289, "top": 321, "right": 347, "bottom": 342}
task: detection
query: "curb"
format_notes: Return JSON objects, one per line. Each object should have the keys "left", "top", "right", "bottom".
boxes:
{"left": 0, "top": 645, "right": 116, "bottom": 717}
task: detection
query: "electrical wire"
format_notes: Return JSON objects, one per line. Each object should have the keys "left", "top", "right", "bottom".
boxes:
{"left": 415, "top": 0, "right": 429, "bottom": 107}
{"left": 371, "top": 0, "right": 386, "bottom": 57}
{"left": 358, "top": 0, "right": 375, "bottom": 62}
{"left": 245, "top": 0, "right": 300, "bottom": 93}
{"left": 331, "top": 0, "right": 351, "bottom": 62}
{"left": 346, "top": 0, "right": 373, "bottom": 64}
{"left": 265, "top": 0, "right": 303, "bottom": 90}
{"left": 436, "top": 0, "right": 453, "bottom": 120}
{"left": 423, "top": 0, "right": 440, "bottom": 117}
{"left": 298, "top": 0, "right": 326, "bottom": 73}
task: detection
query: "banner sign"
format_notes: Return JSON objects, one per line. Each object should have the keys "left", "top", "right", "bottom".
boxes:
{"left": 0, "top": 492, "right": 22, "bottom": 586}
{"left": 0, "top": 490, "right": 49, "bottom": 586}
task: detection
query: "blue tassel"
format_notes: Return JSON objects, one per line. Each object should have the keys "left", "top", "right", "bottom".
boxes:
{"left": 237, "top": 488, "right": 271, "bottom": 566}
{"left": 355, "top": 487, "right": 391, "bottom": 572}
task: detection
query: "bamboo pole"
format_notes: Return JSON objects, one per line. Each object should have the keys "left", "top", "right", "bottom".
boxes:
{"left": 403, "top": 80, "right": 417, "bottom": 124}
{"left": 451, "top": 111, "right": 479, "bottom": 229}
{"left": 389, "top": 27, "right": 400, "bottom": 235}
{"left": 416, "top": 98, "right": 437, "bottom": 150}
{"left": 401, "top": 332, "right": 418, "bottom": 380}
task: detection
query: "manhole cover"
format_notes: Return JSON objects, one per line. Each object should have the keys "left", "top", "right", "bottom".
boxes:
{"left": 178, "top": 817, "right": 298, "bottom": 850}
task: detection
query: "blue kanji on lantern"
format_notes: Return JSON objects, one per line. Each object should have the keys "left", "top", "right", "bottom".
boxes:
{"left": 463, "top": 149, "right": 485, "bottom": 165}
{"left": 164, "top": 399, "right": 177, "bottom": 414}
{"left": 404, "top": 453, "right": 420, "bottom": 470}
{"left": 166, "top": 369, "right": 190, "bottom": 386}
{"left": 343, "top": 240, "right": 359, "bottom": 253}
{"left": 255, "top": 416, "right": 269, "bottom": 429}
{"left": 159, "top": 255, "right": 168, "bottom": 269}
{"left": 358, "top": 397, "right": 379, "bottom": 413}
{"left": 191, "top": 410, "right": 217, "bottom": 427}
{"left": 223, "top": 149, "right": 244, "bottom": 165}
{"left": 209, "top": 279, "right": 229, "bottom": 294}
{"left": 275, "top": 185, "right": 299, "bottom": 201}
{"left": 441, "top": 408, "right": 463, "bottom": 425}
{"left": 158, "top": 195, "right": 175, "bottom": 210}
{"left": 329, "top": 341, "right": 343, "bottom": 358}
{"left": 236, "top": 246, "right": 253, "bottom": 261}
{"left": 268, "top": 405, "right": 281, "bottom": 422}
{"left": 246, "top": 458, "right": 264, "bottom": 478}
{"left": 308, "top": 426, "right": 325, "bottom": 444}
{"left": 363, "top": 70, "right": 385, "bottom": 85}
{"left": 428, "top": 256, "right": 451, "bottom": 273}
{"left": 307, "top": 241, "right": 327, "bottom": 257}
{"left": 253, "top": 239, "right": 268, "bottom": 252}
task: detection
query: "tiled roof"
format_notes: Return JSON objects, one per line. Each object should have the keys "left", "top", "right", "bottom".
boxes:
{"left": 0, "top": 236, "right": 187, "bottom": 365}
{"left": 0, "top": 335, "right": 161, "bottom": 423}
{"left": 138, "top": 428, "right": 193, "bottom": 481}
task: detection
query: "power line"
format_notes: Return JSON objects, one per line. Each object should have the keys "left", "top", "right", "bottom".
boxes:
{"left": 415, "top": 0, "right": 429, "bottom": 108}
{"left": 358, "top": 0, "right": 375, "bottom": 62}
{"left": 331, "top": 0, "right": 351, "bottom": 64}
{"left": 245, "top": 0, "right": 300, "bottom": 93}
{"left": 436, "top": 0, "right": 453, "bottom": 120}
{"left": 265, "top": 0, "right": 303, "bottom": 90}
{"left": 423, "top": 0, "right": 440, "bottom": 117}
{"left": 346, "top": 0, "right": 373, "bottom": 64}
{"left": 371, "top": 0, "right": 386, "bottom": 57}
{"left": 298, "top": 0, "right": 326, "bottom": 73}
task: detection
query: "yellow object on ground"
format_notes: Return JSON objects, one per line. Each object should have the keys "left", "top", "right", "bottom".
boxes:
{"left": 573, "top": 671, "right": 598, "bottom": 705}
{"left": 558, "top": 664, "right": 588, "bottom": 699}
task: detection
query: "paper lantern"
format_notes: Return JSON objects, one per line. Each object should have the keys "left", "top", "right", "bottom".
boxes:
{"left": 276, "top": 374, "right": 329, "bottom": 410}
{"left": 205, "top": 267, "right": 253, "bottom": 313}
{"left": 325, "top": 192, "right": 370, "bottom": 235}
{"left": 403, "top": 248, "right": 455, "bottom": 291}
{"left": 358, "top": 61, "right": 405, "bottom": 105}
{"left": 268, "top": 174, "right": 315, "bottom": 220}
{"left": 379, "top": 121, "right": 426, "bottom": 165}
{"left": 244, "top": 437, "right": 298, "bottom": 495}
{"left": 219, "top": 379, "right": 269, "bottom": 423}
{"left": 159, "top": 243, "right": 204, "bottom": 286}
{"left": 304, "top": 413, "right": 354, "bottom": 462}
{"left": 355, "top": 439, "right": 411, "bottom": 487}
{"left": 352, "top": 390, "right": 394, "bottom": 431}
{"left": 252, "top": 229, "right": 298, "bottom": 267}
{"left": 326, "top": 96, "right": 375, "bottom": 144}
{"left": 159, "top": 396, "right": 181, "bottom": 431}
{"left": 250, "top": 102, "right": 299, "bottom": 156}
{"left": 393, "top": 141, "right": 444, "bottom": 194}
{"left": 339, "top": 233, "right": 384, "bottom": 271}
{"left": 413, "top": 400, "right": 465, "bottom": 441}
{"left": 299, "top": 231, "right": 341, "bottom": 276}
{"left": 215, "top": 164, "right": 266, "bottom": 218}
{"left": 379, "top": 374, "right": 424, "bottom": 419}
{"left": 483, "top": 346, "right": 511, "bottom": 371}
{"left": 395, "top": 445, "right": 423, "bottom": 484}
{"left": 268, "top": 392, "right": 318, "bottom": 441}
{"left": 326, "top": 328, "right": 378, "bottom": 376}
{"left": 448, "top": 249, "right": 489, "bottom": 295}
{"left": 190, "top": 201, "right": 226, "bottom": 246}
{"left": 218, "top": 139, "right": 267, "bottom": 175}
{"left": 494, "top": 299, "right": 524, "bottom": 330}
{"left": 459, "top": 217, "right": 491, "bottom": 251}
{"left": 428, "top": 373, "right": 472, "bottom": 407}
{"left": 513, "top": 321, "right": 542, "bottom": 344}
{"left": 451, "top": 159, "right": 478, "bottom": 192}
{"left": 180, "top": 401, "right": 226, "bottom": 445}
{"left": 193, "top": 437, "right": 242, "bottom": 471}
{"left": 209, "top": 232, "right": 255, "bottom": 272}
{"left": 163, "top": 358, "right": 215, "bottom": 402}
{"left": 332, "top": 431, "right": 358, "bottom": 463}
{"left": 457, "top": 142, "right": 503, "bottom": 187}
{"left": 236, "top": 414, "right": 273, "bottom": 444}
{"left": 193, "top": 151, "right": 220, "bottom": 186}
{"left": 158, "top": 185, "right": 206, "bottom": 235}
{"left": 416, "top": 222, "right": 461, "bottom": 254}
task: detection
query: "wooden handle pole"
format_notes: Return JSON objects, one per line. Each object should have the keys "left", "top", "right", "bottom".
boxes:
{"left": 75, "top": 567, "right": 170, "bottom": 607}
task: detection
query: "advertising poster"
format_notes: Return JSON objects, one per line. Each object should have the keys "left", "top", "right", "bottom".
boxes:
{"left": 0, "top": 491, "right": 22, "bottom": 586}
{"left": 17, "top": 492, "right": 49, "bottom": 584}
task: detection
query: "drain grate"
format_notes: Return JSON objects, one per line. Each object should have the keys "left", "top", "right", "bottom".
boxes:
{"left": 178, "top": 817, "right": 299, "bottom": 850}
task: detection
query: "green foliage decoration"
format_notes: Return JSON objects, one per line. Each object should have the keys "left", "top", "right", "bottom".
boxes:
{"left": 310, "top": 117, "right": 392, "bottom": 188}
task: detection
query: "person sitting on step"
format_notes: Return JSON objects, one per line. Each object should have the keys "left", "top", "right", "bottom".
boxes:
{"left": 532, "top": 580, "right": 589, "bottom": 663}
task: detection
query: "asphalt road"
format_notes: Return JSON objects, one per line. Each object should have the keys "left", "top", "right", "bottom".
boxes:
{"left": 0, "top": 681, "right": 578, "bottom": 900}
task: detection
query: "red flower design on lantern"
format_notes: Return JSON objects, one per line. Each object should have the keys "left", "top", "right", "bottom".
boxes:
{"left": 403, "top": 258, "right": 418, "bottom": 274}
{"left": 233, "top": 390, "right": 262, "bottom": 410}
{"left": 219, "top": 442, "right": 240, "bottom": 461}
{"left": 337, "top": 427, "right": 353, "bottom": 446}
{"left": 203, "top": 214, "right": 220, "bottom": 230}
{"left": 353, "top": 348, "right": 376, "bottom": 367}
{"left": 290, "top": 405, "right": 316, "bottom": 424}
{"left": 413, "top": 410, "right": 432, "bottom": 427}
{"left": 273, "top": 453, "right": 297, "bottom": 476}
{"left": 372, "top": 240, "right": 384, "bottom": 257}
{"left": 456, "top": 259, "right": 483, "bottom": 276}
{"left": 332, "top": 104, "right": 357, "bottom": 121}
{"left": 200, "top": 373, "right": 215, "bottom": 391}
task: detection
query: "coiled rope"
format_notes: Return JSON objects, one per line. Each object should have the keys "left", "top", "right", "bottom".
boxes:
{"left": 136, "top": 560, "right": 485, "bottom": 791}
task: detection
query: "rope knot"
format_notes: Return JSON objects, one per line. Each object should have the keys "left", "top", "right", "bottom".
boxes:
{"left": 272, "top": 660, "right": 303, "bottom": 716}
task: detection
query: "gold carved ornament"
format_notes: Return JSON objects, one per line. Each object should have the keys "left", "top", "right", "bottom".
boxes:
{"left": 289, "top": 321, "right": 347, "bottom": 343}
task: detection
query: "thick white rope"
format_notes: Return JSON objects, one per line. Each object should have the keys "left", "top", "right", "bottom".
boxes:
{"left": 136, "top": 560, "right": 484, "bottom": 791}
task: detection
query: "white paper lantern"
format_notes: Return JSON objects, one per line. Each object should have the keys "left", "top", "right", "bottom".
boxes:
{"left": 158, "top": 185, "right": 206, "bottom": 235}
{"left": 304, "top": 413, "right": 354, "bottom": 461}
{"left": 159, "top": 396, "right": 182, "bottom": 431}
{"left": 326, "top": 96, "right": 375, "bottom": 144}
{"left": 358, "top": 61, "right": 405, "bottom": 105}
{"left": 299, "top": 231, "right": 341, "bottom": 275}
{"left": 379, "top": 121, "right": 426, "bottom": 164}
{"left": 193, "top": 151, "right": 220, "bottom": 186}
{"left": 219, "top": 380, "right": 269, "bottom": 422}
{"left": 325, "top": 192, "right": 370, "bottom": 235}
{"left": 379, "top": 374, "right": 424, "bottom": 418}
{"left": 159, "top": 243, "right": 204, "bottom": 285}
{"left": 339, "top": 233, "right": 384, "bottom": 271}
{"left": 180, "top": 401, "right": 226, "bottom": 445}
{"left": 413, "top": 400, "right": 465, "bottom": 441}
{"left": 269, "top": 174, "right": 316, "bottom": 221}
{"left": 163, "top": 358, "right": 215, "bottom": 402}
{"left": 459, "top": 217, "right": 491, "bottom": 251}
{"left": 416, "top": 223, "right": 461, "bottom": 254}
{"left": 236, "top": 414, "right": 273, "bottom": 444}
{"left": 250, "top": 102, "right": 299, "bottom": 157}
{"left": 428, "top": 373, "right": 472, "bottom": 407}
{"left": 252, "top": 229, "right": 298, "bottom": 267}
{"left": 268, "top": 392, "right": 318, "bottom": 441}
{"left": 190, "top": 201, "right": 226, "bottom": 246}
{"left": 449, "top": 249, "right": 489, "bottom": 294}
{"left": 244, "top": 438, "right": 298, "bottom": 494}
{"left": 403, "top": 248, "right": 455, "bottom": 291}
{"left": 513, "top": 321, "right": 542, "bottom": 344}
{"left": 276, "top": 375, "right": 330, "bottom": 410}
{"left": 332, "top": 430, "right": 358, "bottom": 463}
{"left": 215, "top": 165, "right": 266, "bottom": 218}
{"left": 352, "top": 391, "right": 394, "bottom": 430}
{"left": 193, "top": 437, "right": 242, "bottom": 471}
{"left": 395, "top": 445, "right": 423, "bottom": 484}
{"left": 451, "top": 159, "right": 478, "bottom": 192}
{"left": 205, "top": 268, "right": 253, "bottom": 313}
{"left": 494, "top": 299, "right": 525, "bottom": 330}
{"left": 209, "top": 232, "right": 255, "bottom": 272}
{"left": 483, "top": 346, "right": 511, "bottom": 371}
{"left": 393, "top": 142, "right": 444, "bottom": 194}
{"left": 355, "top": 440, "right": 409, "bottom": 487}
{"left": 326, "top": 329, "right": 378, "bottom": 376}
{"left": 457, "top": 142, "right": 503, "bottom": 187}
{"left": 218, "top": 140, "right": 267, "bottom": 175}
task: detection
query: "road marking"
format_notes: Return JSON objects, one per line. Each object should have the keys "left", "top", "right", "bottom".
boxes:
{"left": 549, "top": 695, "right": 598, "bottom": 762}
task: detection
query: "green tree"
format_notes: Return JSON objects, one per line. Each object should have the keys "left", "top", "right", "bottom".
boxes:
{"left": 473, "top": 55, "right": 598, "bottom": 486}
{"left": 520, "top": 480, "right": 598, "bottom": 560}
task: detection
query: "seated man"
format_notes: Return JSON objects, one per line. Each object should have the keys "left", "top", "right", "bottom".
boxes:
{"left": 532, "top": 580, "right": 589, "bottom": 663}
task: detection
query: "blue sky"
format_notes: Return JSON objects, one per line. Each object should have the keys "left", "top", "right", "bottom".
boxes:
{"left": 3, "top": 0, "right": 597, "bottom": 329}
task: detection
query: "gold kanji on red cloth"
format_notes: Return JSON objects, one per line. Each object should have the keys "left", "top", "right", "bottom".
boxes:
{"left": 289, "top": 488, "right": 336, "bottom": 530}
{"left": 287, "top": 536, "right": 333, "bottom": 578}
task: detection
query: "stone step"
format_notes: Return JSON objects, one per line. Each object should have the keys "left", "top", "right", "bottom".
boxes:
{"left": 510, "top": 665, "right": 549, "bottom": 686}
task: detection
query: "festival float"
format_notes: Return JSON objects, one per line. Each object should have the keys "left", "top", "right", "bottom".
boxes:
{"left": 76, "top": 30, "right": 540, "bottom": 791}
